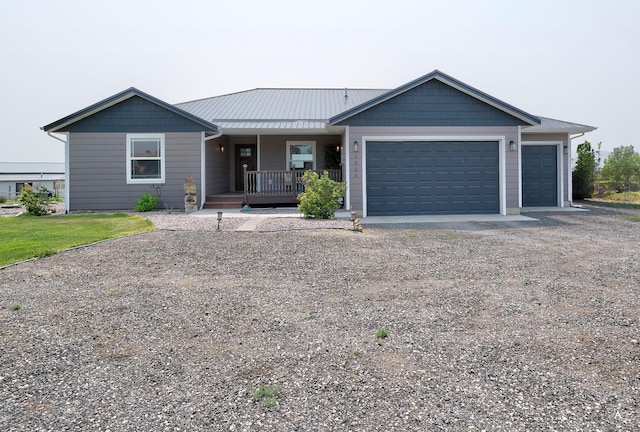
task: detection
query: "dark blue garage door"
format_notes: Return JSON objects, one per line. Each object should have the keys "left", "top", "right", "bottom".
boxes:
{"left": 366, "top": 141, "right": 499, "bottom": 216}
{"left": 522, "top": 145, "right": 557, "bottom": 207}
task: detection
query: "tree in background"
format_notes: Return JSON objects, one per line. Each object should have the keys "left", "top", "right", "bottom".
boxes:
{"left": 572, "top": 141, "right": 597, "bottom": 199}
{"left": 600, "top": 145, "right": 640, "bottom": 193}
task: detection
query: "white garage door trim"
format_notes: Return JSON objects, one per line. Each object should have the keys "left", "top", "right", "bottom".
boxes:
{"left": 361, "top": 136, "right": 507, "bottom": 217}
{"left": 520, "top": 141, "right": 564, "bottom": 208}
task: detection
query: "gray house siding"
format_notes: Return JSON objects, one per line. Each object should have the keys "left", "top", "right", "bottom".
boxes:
{"left": 348, "top": 126, "right": 520, "bottom": 215}
{"left": 66, "top": 96, "right": 210, "bottom": 133}
{"left": 337, "top": 80, "right": 527, "bottom": 127}
{"left": 68, "top": 132, "right": 202, "bottom": 211}
{"left": 257, "top": 135, "right": 342, "bottom": 171}
{"left": 206, "top": 136, "right": 229, "bottom": 195}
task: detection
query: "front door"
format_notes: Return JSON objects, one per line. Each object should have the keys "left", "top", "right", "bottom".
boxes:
{"left": 235, "top": 144, "right": 257, "bottom": 191}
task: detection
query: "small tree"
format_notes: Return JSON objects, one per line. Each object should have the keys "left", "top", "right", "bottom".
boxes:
{"left": 297, "top": 170, "right": 346, "bottom": 219}
{"left": 600, "top": 145, "right": 640, "bottom": 193}
{"left": 572, "top": 141, "right": 597, "bottom": 199}
{"left": 18, "top": 186, "right": 56, "bottom": 216}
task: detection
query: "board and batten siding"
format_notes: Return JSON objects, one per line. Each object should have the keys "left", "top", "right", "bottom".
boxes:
{"left": 348, "top": 126, "right": 521, "bottom": 215}
{"left": 68, "top": 132, "right": 202, "bottom": 211}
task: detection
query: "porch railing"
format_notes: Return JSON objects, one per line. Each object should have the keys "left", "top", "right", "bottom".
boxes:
{"left": 242, "top": 166, "right": 342, "bottom": 204}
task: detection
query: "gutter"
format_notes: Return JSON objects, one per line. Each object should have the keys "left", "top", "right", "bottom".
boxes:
{"left": 200, "top": 131, "right": 223, "bottom": 209}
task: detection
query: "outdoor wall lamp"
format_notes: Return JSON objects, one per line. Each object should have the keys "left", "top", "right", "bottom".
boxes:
{"left": 563, "top": 145, "right": 568, "bottom": 154}
{"left": 218, "top": 142, "right": 225, "bottom": 152}
{"left": 509, "top": 140, "right": 516, "bottom": 151}
{"left": 353, "top": 140, "right": 358, "bottom": 152}
{"left": 216, "top": 211, "right": 223, "bottom": 231}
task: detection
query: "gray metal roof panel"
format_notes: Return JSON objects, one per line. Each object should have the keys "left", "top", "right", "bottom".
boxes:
{"left": 522, "top": 117, "right": 597, "bottom": 134}
{"left": 0, "top": 162, "right": 65, "bottom": 174}
{"left": 175, "top": 88, "right": 388, "bottom": 123}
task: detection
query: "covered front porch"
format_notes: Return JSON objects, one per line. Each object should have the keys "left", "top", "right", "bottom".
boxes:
{"left": 203, "top": 132, "right": 345, "bottom": 209}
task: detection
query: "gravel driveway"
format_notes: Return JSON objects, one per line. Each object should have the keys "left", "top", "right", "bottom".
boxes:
{"left": 1, "top": 204, "right": 639, "bottom": 431}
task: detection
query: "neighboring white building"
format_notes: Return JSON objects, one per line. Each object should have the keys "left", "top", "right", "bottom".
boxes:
{"left": 0, "top": 162, "right": 65, "bottom": 199}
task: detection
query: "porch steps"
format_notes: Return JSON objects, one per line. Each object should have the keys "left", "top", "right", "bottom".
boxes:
{"left": 203, "top": 193, "right": 244, "bottom": 209}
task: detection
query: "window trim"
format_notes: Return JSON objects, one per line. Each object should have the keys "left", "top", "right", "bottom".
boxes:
{"left": 286, "top": 141, "right": 316, "bottom": 170}
{"left": 126, "top": 133, "right": 165, "bottom": 184}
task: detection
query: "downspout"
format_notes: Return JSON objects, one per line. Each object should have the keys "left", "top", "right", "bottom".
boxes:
{"left": 47, "top": 132, "right": 69, "bottom": 213}
{"left": 568, "top": 132, "right": 585, "bottom": 207}
{"left": 200, "top": 130, "right": 223, "bottom": 209}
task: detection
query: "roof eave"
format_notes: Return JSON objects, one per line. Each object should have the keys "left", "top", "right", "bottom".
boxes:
{"left": 522, "top": 126, "right": 598, "bottom": 134}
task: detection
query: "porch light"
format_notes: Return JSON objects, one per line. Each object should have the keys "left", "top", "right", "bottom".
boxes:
{"left": 216, "top": 211, "right": 223, "bottom": 231}
{"left": 563, "top": 145, "right": 568, "bottom": 154}
{"left": 353, "top": 140, "right": 358, "bottom": 152}
{"left": 218, "top": 142, "right": 225, "bottom": 152}
{"left": 509, "top": 140, "right": 516, "bottom": 151}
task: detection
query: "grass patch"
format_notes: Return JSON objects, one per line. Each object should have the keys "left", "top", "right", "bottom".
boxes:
{"left": 623, "top": 215, "right": 640, "bottom": 222}
{"left": 0, "top": 213, "right": 153, "bottom": 267}
{"left": 252, "top": 385, "right": 282, "bottom": 407}
{"left": 376, "top": 328, "right": 389, "bottom": 339}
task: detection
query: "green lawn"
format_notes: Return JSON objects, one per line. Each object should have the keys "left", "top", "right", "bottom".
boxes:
{"left": 0, "top": 214, "right": 153, "bottom": 267}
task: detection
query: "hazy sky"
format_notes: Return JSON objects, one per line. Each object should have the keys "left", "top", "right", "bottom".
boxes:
{"left": 1, "top": 0, "right": 638, "bottom": 162}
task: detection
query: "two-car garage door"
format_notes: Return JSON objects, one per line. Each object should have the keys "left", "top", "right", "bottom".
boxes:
{"left": 366, "top": 141, "right": 499, "bottom": 216}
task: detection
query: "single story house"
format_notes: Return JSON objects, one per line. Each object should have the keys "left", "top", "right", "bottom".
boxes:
{"left": 42, "top": 70, "right": 596, "bottom": 216}
{"left": 0, "top": 162, "right": 65, "bottom": 200}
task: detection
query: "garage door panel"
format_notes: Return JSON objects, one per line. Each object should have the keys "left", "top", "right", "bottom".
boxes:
{"left": 522, "top": 145, "right": 557, "bottom": 207}
{"left": 366, "top": 140, "right": 499, "bottom": 216}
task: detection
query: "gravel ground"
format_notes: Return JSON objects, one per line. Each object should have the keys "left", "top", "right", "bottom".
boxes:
{"left": 1, "top": 203, "right": 639, "bottom": 431}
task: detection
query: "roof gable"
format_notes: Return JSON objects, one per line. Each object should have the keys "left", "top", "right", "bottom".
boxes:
{"left": 42, "top": 88, "right": 219, "bottom": 133}
{"left": 330, "top": 70, "right": 541, "bottom": 127}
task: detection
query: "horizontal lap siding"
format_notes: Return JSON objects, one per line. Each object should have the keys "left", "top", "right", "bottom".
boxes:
{"left": 207, "top": 136, "right": 230, "bottom": 195}
{"left": 69, "top": 132, "right": 201, "bottom": 211}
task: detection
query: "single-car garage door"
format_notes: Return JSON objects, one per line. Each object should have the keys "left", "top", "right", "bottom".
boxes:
{"left": 366, "top": 141, "right": 499, "bottom": 216}
{"left": 522, "top": 145, "right": 557, "bottom": 207}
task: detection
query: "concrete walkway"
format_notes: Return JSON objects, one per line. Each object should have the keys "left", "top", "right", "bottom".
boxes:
{"left": 191, "top": 207, "right": 589, "bottom": 224}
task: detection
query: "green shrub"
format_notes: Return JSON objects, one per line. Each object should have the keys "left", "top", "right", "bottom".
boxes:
{"left": 134, "top": 192, "right": 158, "bottom": 212}
{"left": 0, "top": 196, "right": 7, "bottom": 204}
{"left": 18, "top": 186, "right": 56, "bottom": 216}
{"left": 297, "top": 170, "right": 346, "bottom": 219}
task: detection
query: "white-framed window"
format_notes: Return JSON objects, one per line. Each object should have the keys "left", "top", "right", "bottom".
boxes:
{"left": 126, "top": 134, "right": 165, "bottom": 184}
{"left": 286, "top": 141, "right": 316, "bottom": 170}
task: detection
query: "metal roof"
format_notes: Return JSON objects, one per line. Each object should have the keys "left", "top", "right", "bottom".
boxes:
{"left": 0, "top": 162, "right": 65, "bottom": 174}
{"left": 175, "top": 88, "right": 388, "bottom": 127}
{"left": 42, "top": 88, "right": 219, "bottom": 133}
{"left": 522, "top": 116, "right": 597, "bottom": 134}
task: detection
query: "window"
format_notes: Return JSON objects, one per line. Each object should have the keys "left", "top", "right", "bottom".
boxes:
{"left": 126, "top": 134, "right": 165, "bottom": 184}
{"left": 16, "top": 182, "right": 32, "bottom": 195}
{"left": 286, "top": 141, "right": 316, "bottom": 170}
